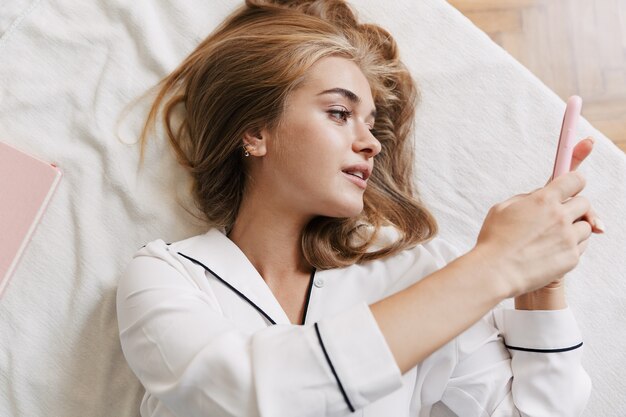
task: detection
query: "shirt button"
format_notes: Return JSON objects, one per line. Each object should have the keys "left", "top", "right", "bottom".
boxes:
{"left": 314, "top": 278, "right": 325, "bottom": 288}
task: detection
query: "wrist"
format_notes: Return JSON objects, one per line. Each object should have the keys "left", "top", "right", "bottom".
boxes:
{"left": 466, "top": 245, "right": 515, "bottom": 301}
{"left": 515, "top": 284, "right": 567, "bottom": 310}
{"left": 465, "top": 245, "right": 522, "bottom": 301}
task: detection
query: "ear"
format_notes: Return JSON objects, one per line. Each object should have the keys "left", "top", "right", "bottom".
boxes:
{"left": 242, "top": 128, "right": 268, "bottom": 157}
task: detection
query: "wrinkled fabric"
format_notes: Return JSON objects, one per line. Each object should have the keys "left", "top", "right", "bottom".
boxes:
{"left": 117, "top": 228, "right": 591, "bottom": 416}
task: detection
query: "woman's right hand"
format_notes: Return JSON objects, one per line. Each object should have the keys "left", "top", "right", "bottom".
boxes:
{"left": 474, "top": 171, "right": 594, "bottom": 298}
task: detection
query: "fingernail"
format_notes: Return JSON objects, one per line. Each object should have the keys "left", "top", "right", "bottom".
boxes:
{"left": 594, "top": 218, "right": 605, "bottom": 233}
{"left": 588, "top": 136, "right": 595, "bottom": 144}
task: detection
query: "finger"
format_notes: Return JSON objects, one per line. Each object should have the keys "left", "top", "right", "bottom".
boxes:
{"left": 564, "top": 195, "right": 592, "bottom": 224}
{"left": 575, "top": 206, "right": 605, "bottom": 234}
{"left": 543, "top": 171, "right": 586, "bottom": 202}
{"left": 577, "top": 237, "right": 589, "bottom": 255}
{"left": 570, "top": 137, "right": 595, "bottom": 171}
{"left": 572, "top": 219, "right": 593, "bottom": 245}
{"left": 544, "top": 137, "right": 595, "bottom": 187}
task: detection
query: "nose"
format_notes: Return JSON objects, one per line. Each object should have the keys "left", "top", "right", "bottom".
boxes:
{"left": 353, "top": 122, "right": 382, "bottom": 158}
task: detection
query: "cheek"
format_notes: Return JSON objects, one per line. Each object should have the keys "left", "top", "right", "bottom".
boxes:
{"left": 277, "top": 121, "right": 344, "bottom": 172}
{"left": 270, "top": 112, "right": 358, "bottom": 198}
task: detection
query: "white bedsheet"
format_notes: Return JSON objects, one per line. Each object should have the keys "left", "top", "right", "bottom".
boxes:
{"left": 0, "top": 1, "right": 624, "bottom": 416}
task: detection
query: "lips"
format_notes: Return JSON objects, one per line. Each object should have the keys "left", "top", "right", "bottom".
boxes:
{"left": 345, "top": 171, "right": 365, "bottom": 179}
{"left": 341, "top": 163, "right": 371, "bottom": 181}
{"left": 341, "top": 163, "right": 372, "bottom": 190}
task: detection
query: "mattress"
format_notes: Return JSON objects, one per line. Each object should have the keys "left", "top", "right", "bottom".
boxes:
{"left": 0, "top": 0, "right": 624, "bottom": 415}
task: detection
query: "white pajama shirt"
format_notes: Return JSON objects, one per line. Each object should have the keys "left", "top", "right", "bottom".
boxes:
{"left": 116, "top": 227, "right": 591, "bottom": 417}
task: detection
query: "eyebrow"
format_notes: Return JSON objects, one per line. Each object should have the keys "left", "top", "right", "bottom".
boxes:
{"left": 317, "top": 88, "right": 377, "bottom": 119}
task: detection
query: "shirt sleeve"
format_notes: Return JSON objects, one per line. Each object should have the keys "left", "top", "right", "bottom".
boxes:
{"left": 494, "top": 307, "right": 592, "bottom": 416}
{"left": 440, "top": 306, "right": 591, "bottom": 416}
{"left": 116, "top": 242, "right": 403, "bottom": 417}
{"left": 425, "top": 238, "right": 592, "bottom": 416}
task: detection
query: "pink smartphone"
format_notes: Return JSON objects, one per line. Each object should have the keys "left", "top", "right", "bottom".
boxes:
{"left": 550, "top": 95, "right": 583, "bottom": 181}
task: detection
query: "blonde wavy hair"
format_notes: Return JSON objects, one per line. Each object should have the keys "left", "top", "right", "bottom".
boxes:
{"left": 138, "top": 0, "right": 439, "bottom": 269}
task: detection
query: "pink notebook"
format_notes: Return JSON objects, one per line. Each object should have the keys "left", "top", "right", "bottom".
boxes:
{"left": 0, "top": 141, "right": 62, "bottom": 297}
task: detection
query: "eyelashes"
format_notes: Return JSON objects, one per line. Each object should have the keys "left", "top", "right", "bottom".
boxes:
{"left": 327, "top": 108, "right": 374, "bottom": 131}
{"left": 328, "top": 109, "right": 352, "bottom": 122}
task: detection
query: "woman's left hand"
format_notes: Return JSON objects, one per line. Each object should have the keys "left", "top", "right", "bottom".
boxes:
{"left": 515, "top": 136, "right": 603, "bottom": 308}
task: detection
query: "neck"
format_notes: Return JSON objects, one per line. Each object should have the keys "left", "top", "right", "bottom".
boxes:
{"left": 227, "top": 195, "right": 313, "bottom": 285}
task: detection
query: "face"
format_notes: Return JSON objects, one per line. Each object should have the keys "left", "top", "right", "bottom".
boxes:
{"left": 247, "top": 56, "right": 382, "bottom": 220}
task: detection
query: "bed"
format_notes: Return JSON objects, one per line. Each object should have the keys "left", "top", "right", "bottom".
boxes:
{"left": 0, "top": 0, "right": 624, "bottom": 416}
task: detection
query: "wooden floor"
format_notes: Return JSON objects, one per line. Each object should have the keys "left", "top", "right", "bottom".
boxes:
{"left": 448, "top": 0, "right": 626, "bottom": 154}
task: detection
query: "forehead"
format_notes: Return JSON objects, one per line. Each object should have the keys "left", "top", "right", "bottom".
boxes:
{"left": 295, "top": 56, "right": 374, "bottom": 104}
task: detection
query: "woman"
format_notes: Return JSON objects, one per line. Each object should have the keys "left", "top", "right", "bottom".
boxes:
{"left": 116, "top": 1, "right": 602, "bottom": 416}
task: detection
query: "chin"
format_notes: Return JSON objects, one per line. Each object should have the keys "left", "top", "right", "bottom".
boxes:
{"left": 322, "top": 198, "right": 364, "bottom": 219}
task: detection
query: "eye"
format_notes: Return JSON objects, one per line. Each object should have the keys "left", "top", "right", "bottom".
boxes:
{"left": 327, "top": 108, "right": 352, "bottom": 123}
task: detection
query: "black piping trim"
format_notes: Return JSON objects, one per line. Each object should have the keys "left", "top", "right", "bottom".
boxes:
{"left": 314, "top": 322, "right": 355, "bottom": 413}
{"left": 177, "top": 252, "right": 277, "bottom": 325}
{"left": 141, "top": 242, "right": 172, "bottom": 248}
{"left": 505, "top": 341, "right": 583, "bottom": 353}
{"left": 300, "top": 268, "right": 316, "bottom": 325}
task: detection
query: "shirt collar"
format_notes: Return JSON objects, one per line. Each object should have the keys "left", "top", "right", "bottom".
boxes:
{"left": 172, "top": 228, "right": 293, "bottom": 325}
